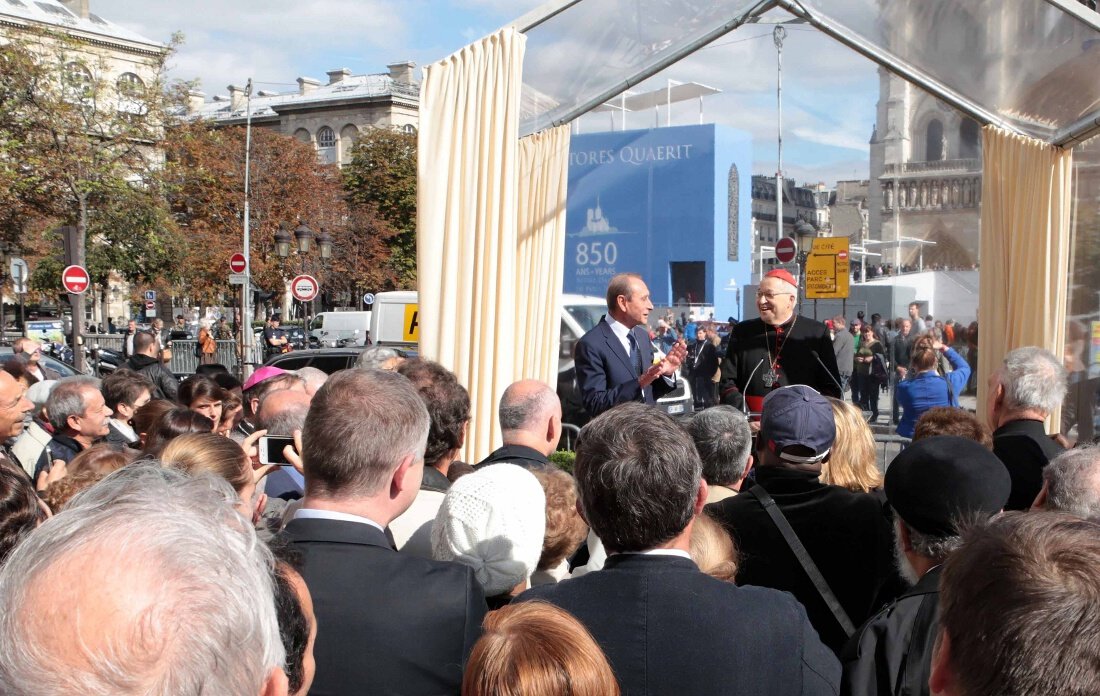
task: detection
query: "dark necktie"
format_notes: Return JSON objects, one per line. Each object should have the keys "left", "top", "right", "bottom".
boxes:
{"left": 628, "top": 332, "right": 643, "bottom": 377}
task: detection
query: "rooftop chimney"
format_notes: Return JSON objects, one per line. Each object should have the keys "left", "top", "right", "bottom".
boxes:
{"left": 228, "top": 84, "right": 247, "bottom": 112}
{"left": 297, "top": 77, "right": 320, "bottom": 96}
{"left": 59, "top": 0, "right": 89, "bottom": 19}
{"left": 387, "top": 61, "right": 416, "bottom": 84}
{"left": 326, "top": 68, "right": 352, "bottom": 85}
{"left": 187, "top": 89, "right": 205, "bottom": 113}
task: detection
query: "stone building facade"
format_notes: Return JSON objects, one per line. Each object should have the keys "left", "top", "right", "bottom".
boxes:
{"left": 750, "top": 175, "right": 829, "bottom": 280}
{"left": 868, "top": 68, "right": 983, "bottom": 270}
{"left": 0, "top": 0, "right": 167, "bottom": 325}
{"left": 189, "top": 63, "right": 420, "bottom": 165}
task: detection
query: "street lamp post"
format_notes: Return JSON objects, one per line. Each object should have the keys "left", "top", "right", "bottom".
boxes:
{"left": 274, "top": 222, "right": 331, "bottom": 340}
{"left": 794, "top": 219, "right": 816, "bottom": 308}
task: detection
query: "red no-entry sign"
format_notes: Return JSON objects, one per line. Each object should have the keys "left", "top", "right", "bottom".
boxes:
{"left": 230, "top": 253, "right": 247, "bottom": 273}
{"left": 291, "top": 274, "right": 319, "bottom": 302}
{"left": 61, "top": 265, "right": 90, "bottom": 294}
{"left": 775, "top": 237, "right": 797, "bottom": 264}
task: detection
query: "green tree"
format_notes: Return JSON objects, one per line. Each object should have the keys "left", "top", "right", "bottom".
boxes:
{"left": 0, "top": 29, "right": 186, "bottom": 348}
{"left": 165, "top": 122, "right": 374, "bottom": 313}
{"left": 343, "top": 127, "right": 417, "bottom": 286}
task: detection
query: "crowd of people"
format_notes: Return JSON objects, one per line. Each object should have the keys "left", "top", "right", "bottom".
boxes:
{"left": 0, "top": 281, "right": 1097, "bottom": 696}
{"left": 821, "top": 302, "right": 983, "bottom": 431}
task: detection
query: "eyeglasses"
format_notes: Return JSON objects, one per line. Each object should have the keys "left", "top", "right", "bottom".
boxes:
{"left": 756, "top": 292, "right": 794, "bottom": 300}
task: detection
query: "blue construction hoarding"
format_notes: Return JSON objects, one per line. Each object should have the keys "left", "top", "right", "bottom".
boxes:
{"left": 564, "top": 124, "right": 753, "bottom": 321}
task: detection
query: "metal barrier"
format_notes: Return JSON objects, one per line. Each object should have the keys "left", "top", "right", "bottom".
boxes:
{"left": 557, "top": 423, "right": 582, "bottom": 452}
{"left": 873, "top": 433, "right": 911, "bottom": 473}
{"left": 168, "top": 340, "right": 242, "bottom": 375}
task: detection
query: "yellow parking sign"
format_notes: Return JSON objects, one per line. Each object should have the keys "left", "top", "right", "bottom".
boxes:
{"left": 403, "top": 304, "right": 420, "bottom": 343}
{"left": 805, "top": 237, "right": 850, "bottom": 299}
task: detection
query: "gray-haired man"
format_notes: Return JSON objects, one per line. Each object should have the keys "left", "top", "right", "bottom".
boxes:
{"left": 0, "top": 464, "right": 289, "bottom": 696}
{"left": 987, "top": 346, "right": 1067, "bottom": 510}
{"left": 688, "top": 405, "right": 754, "bottom": 504}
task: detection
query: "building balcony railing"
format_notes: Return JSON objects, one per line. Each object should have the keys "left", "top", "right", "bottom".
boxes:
{"left": 882, "top": 158, "right": 981, "bottom": 176}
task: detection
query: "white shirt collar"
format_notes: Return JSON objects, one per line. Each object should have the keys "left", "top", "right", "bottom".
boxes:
{"left": 109, "top": 418, "right": 138, "bottom": 443}
{"left": 292, "top": 507, "right": 386, "bottom": 533}
{"left": 606, "top": 315, "right": 636, "bottom": 355}
{"left": 615, "top": 548, "right": 692, "bottom": 560}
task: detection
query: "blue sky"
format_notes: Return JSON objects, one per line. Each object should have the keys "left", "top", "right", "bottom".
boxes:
{"left": 94, "top": 0, "right": 877, "bottom": 187}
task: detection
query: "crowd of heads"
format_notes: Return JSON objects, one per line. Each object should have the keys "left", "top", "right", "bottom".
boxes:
{"left": 0, "top": 328, "right": 1097, "bottom": 696}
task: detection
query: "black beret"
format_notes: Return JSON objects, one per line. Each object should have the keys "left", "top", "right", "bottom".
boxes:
{"left": 885, "top": 435, "right": 1011, "bottom": 537}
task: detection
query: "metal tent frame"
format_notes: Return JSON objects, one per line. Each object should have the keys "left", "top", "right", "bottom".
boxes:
{"left": 508, "top": 0, "right": 1100, "bottom": 147}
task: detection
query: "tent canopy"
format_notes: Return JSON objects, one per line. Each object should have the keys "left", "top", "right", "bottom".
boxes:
{"left": 509, "top": 0, "right": 1100, "bottom": 147}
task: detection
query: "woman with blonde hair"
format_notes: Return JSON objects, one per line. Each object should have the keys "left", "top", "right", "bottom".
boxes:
{"left": 159, "top": 431, "right": 271, "bottom": 523}
{"left": 689, "top": 513, "right": 738, "bottom": 582}
{"left": 823, "top": 397, "right": 883, "bottom": 494}
{"left": 462, "top": 601, "right": 619, "bottom": 696}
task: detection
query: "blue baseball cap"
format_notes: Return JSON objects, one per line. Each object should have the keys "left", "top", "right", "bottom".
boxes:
{"left": 760, "top": 385, "right": 836, "bottom": 464}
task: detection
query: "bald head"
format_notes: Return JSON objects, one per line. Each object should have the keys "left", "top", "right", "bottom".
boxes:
{"left": 257, "top": 389, "right": 312, "bottom": 435}
{"left": 498, "top": 380, "right": 562, "bottom": 456}
{"left": 293, "top": 367, "right": 328, "bottom": 397}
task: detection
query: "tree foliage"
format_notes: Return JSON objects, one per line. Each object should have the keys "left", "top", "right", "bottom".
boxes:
{"left": 0, "top": 28, "right": 187, "bottom": 310}
{"left": 343, "top": 127, "right": 417, "bottom": 286}
{"left": 164, "top": 122, "right": 399, "bottom": 308}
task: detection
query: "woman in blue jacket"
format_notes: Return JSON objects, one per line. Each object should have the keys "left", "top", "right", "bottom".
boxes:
{"left": 895, "top": 336, "right": 971, "bottom": 438}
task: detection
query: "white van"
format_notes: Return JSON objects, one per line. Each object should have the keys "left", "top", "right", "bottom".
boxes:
{"left": 309, "top": 311, "right": 371, "bottom": 347}
{"left": 369, "top": 291, "right": 692, "bottom": 423}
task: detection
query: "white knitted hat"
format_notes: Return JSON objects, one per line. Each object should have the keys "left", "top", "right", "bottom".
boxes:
{"left": 431, "top": 464, "right": 546, "bottom": 596}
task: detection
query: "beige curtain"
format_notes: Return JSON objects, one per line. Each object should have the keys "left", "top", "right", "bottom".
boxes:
{"left": 978, "top": 126, "right": 1073, "bottom": 430}
{"left": 514, "top": 125, "right": 571, "bottom": 385}
{"left": 417, "top": 29, "right": 525, "bottom": 462}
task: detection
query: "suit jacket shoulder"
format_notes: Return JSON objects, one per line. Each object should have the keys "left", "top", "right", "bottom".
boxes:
{"left": 518, "top": 555, "right": 839, "bottom": 695}
{"left": 285, "top": 518, "right": 487, "bottom": 696}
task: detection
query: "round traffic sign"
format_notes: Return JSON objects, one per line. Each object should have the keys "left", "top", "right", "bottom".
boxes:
{"left": 291, "top": 274, "right": 319, "bottom": 302}
{"left": 837, "top": 250, "right": 849, "bottom": 261}
{"left": 230, "top": 253, "right": 247, "bottom": 273}
{"left": 362, "top": 292, "right": 375, "bottom": 306}
{"left": 775, "top": 237, "right": 797, "bottom": 264}
{"left": 61, "top": 265, "right": 90, "bottom": 294}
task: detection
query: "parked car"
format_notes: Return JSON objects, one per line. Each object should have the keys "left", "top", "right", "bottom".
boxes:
{"left": 0, "top": 346, "right": 81, "bottom": 378}
{"left": 262, "top": 347, "right": 416, "bottom": 374}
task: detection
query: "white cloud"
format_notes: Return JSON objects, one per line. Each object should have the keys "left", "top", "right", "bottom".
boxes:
{"left": 91, "top": 0, "right": 413, "bottom": 93}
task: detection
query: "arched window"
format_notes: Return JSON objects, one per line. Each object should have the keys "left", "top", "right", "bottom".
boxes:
{"left": 293, "top": 128, "right": 311, "bottom": 144}
{"left": 63, "top": 61, "right": 93, "bottom": 99}
{"left": 401, "top": 124, "right": 416, "bottom": 135}
{"left": 340, "top": 124, "right": 359, "bottom": 164}
{"left": 925, "top": 119, "right": 945, "bottom": 161}
{"left": 316, "top": 126, "right": 336, "bottom": 164}
{"left": 959, "top": 118, "right": 980, "bottom": 159}
{"left": 116, "top": 72, "right": 144, "bottom": 96}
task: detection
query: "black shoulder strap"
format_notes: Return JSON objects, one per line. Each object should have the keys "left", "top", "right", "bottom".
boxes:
{"left": 749, "top": 484, "right": 856, "bottom": 637}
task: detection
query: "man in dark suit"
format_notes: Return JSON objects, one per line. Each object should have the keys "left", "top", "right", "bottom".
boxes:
{"left": 283, "top": 369, "right": 487, "bottom": 696}
{"left": 574, "top": 273, "right": 686, "bottom": 417}
{"left": 516, "top": 403, "right": 840, "bottom": 696}
{"left": 686, "top": 326, "right": 719, "bottom": 409}
{"left": 707, "top": 385, "right": 902, "bottom": 655}
{"left": 987, "top": 346, "right": 1067, "bottom": 510}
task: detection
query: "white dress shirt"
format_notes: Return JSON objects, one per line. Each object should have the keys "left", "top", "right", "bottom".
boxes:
{"left": 292, "top": 507, "right": 386, "bottom": 534}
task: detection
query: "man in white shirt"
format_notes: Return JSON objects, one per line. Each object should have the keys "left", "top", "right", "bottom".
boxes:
{"left": 282, "top": 369, "right": 486, "bottom": 696}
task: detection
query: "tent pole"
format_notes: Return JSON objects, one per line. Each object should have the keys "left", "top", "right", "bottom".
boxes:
{"left": 535, "top": 0, "right": 779, "bottom": 133}
{"left": 774, "top": 0, "right": 1021, "bottom": 137}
